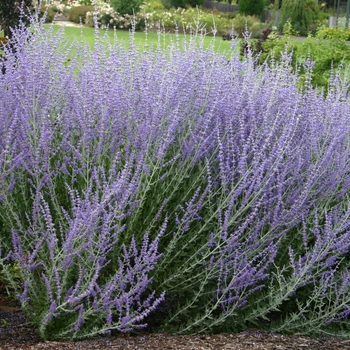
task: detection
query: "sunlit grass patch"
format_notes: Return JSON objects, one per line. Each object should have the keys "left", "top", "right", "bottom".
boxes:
{"left": 46, "top": 24, "right": 234, "bottom": 55}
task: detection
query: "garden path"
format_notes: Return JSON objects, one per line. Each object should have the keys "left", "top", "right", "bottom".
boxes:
{"left": 52, "top": 16, "right": 84, "bottom": 28}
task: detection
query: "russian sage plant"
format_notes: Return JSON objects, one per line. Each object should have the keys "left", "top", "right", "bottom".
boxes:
{"left": 1, "top": 15, "right": 350, "bottom": 339}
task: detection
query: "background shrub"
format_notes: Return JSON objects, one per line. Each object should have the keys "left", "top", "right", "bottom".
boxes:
{"left": 40, "top": 6, "right": 56, "bottom": 24}
{"left": 111, "top": 0, "right": 143, "bottom": 16}
{"left": 258, "top": 33, "right": 350, "bottom": 90}
{"left": 77, "top": 0, "right": 93, "bottom": 5}
{"left": 232, "top": 13, "right": 264, "bottom": 37}
{"left": 238, "top": 0, "right": 264, "bottom": 18}
{"left": 316, "top": 27, "right": 350, "bottom": 41}
{"left": 68, "top": 5, "right": 94, "bottom": 24}
{"left": 281, "top": 0, "right": 319, "bottom": 36}
{"left": 182, "top": 0, "right": 204, "bottom": 8}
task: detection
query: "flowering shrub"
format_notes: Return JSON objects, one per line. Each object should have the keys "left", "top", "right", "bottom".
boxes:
{"left": 46, "top": 0, "right": 268, "bottom": 35}
{"left": 46, "top": 0, "right": 93, "bottom": 18}
{"left": 84, "top": 4, "right": 232, "bottom": 33}
{"left": 85, "top": 5, "right": 145, "bottom": 30}
{"left": 1, "top": 16, "right": 350, "bottom": 340}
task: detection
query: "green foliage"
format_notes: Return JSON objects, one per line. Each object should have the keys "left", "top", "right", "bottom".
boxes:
{"left": 282, "top": 19, "right": 299, "bottom": 36}
{"left": 182, "top": 0, "right": 204, "bottom": 8}
{"left": 111, "top": 0, "right": 143, "bottom": 15}
{"left": 316, "top": 27, "right": 350, "bottom": 41}
{"left": 141, "top": 0, "right": 165, "bottom": 11}
{"left": 239, "top": 0, "right": 265, "bottom": 18}
{"left": 0, "top": 260, "right": 22, "bottom": 302}
{"left": 0, "top": 37, "right": 5, "bottom": 60}
{"left": 78, "top": 0, "right": 93, "bottom": 5}
{"left": 160, "top": 0, "right": 182, "bottom": 10}
{"left": 0, "top": 0, "right": 33, "bottom": 38}
{"left": 297, "top": 36, "right": 350, "bottom": 88}
{"left": 281, "top": 0, "right": 319, "bottom": 36}
{"left": 259, "top": 33, "right": 350, "bottom": 90}
{"left": 232, "top": 13, "right": 264, "bottom": 38}
{"left": 68, "top": 5, "right": 94, "bottom": 24}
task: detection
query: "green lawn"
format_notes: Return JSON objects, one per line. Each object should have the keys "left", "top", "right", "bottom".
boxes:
{"left": 47, "top": 24, "right": 235, "bottom": 55}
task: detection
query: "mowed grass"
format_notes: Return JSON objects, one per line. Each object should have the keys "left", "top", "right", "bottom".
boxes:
{"left": 46, "top": 24, "right": 235, "bottom": 54}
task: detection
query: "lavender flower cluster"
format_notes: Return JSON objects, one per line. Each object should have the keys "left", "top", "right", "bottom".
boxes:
{"left": 0, "top": 18, "right": 350, "bottom": 339}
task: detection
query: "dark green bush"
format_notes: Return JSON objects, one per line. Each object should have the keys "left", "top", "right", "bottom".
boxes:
{"left": 161, "top": 0, "right": 182, "bottom": 9}
{"left": 182, "top": 0, "right": 204, "bottom": 8}
{"left": 79, "top": 0, "right": 93, "bottom": 4}
{"left": 111, "top": 0, "right": 143, "bottom": 15}
{"left": 68, "top": 5, "right": 94, "bottom": 24}
{"left": 0, "top": 0, "right": 33, "bottom": 38}
{"left": 239, "top": 0, "right": 264, "bottom": 18}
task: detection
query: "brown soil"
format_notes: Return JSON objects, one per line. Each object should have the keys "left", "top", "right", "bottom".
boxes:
{"left": 1, "top": 269, "right": 349, "bottom": 349}
{"left": 1, "top": 299, "right": 350, "bottom": 350}
{"left": 0, "top": 226, "right": 348, "bottom": 350}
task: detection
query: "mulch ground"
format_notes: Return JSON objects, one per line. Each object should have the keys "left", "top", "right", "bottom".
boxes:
{"left": 1, "top": 282, "right": 350, "bottom": 349}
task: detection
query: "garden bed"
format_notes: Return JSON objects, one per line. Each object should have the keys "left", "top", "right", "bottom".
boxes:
{"left": 1, "top": 287, "right": 348, "bottom": 349}
{"left": 1, "top": 310, "right": 349, "bottom": 350}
